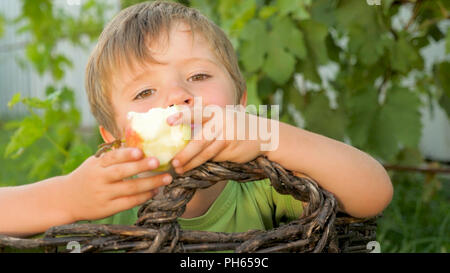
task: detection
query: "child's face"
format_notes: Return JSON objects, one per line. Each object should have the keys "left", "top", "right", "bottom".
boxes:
{"left": 104, "top": 21, "right": 245, "bottom": 140}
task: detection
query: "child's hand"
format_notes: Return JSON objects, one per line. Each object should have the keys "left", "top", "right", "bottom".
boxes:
{"left": 61, "top": 147, "right": 173, "bottom": 222}
{"left": 166, "top": 106, "right": 268, "bottom": 174}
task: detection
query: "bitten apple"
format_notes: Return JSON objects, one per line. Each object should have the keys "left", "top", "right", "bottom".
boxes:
{"left": 125, "top": 106, "right": 191, "bottom": 171}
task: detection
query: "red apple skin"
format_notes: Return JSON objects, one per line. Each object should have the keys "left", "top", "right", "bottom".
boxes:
{"left": 124, "top": 126, "right": 143, "bottom": 151}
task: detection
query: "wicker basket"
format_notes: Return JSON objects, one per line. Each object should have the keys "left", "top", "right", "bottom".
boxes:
{"left": 0, "top": 155, "right": 379, "bottom": 253}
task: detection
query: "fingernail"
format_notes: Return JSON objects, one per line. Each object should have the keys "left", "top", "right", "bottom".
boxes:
{"left": 163, "top": 175, "right": 172, "bottom": 184}
{"left": 172, "top": 159, "right": 180, "bottom": 167}
{"left": 148, "top": 158, "right": 158, "bottom": 168}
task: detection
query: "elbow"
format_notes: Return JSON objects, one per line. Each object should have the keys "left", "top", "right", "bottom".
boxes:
{"left": 364, "top": 180, "right": 393, "bottom": 218}
{"left": 345, "top": 172, "right": 394, "bottom": 219}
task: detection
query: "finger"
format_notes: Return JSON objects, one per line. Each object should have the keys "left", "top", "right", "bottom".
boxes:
{"left": 105, "top": 156, "right": 160, "bottom": 181}
{"left": 98, "top": 147, "right": 143, "bottom": 168}
{"left": 179, "top": 140, "right": 227, "bottom": 173}
{"left": 172, "top": 123, "right": 223, "bottom": 170}
{"left": 110, "top": 173, "right": 172, "bottom": 199}
{"left": 110, "top": 190, "right": 156, "bottom": 213}
{"left": 171, "top": 140, "right": 210, "bottom": 172}
{"left": 166, "top": 106, "right": 214, "bottom": 126}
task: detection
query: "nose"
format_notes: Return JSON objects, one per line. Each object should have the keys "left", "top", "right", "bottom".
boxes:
{"left": 166, "top": 85, "right": 194, "bottom": 108}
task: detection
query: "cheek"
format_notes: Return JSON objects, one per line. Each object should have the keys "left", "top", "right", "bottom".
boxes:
{"left": 198, "top": 81, "right": 235, "bottom": 107}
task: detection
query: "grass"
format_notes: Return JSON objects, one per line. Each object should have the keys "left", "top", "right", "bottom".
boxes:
{"left": 376, "top": 171, "right": 450, "bottom": 253}
{"left": 0, "top": 121, "right": 449, "bottom": 253}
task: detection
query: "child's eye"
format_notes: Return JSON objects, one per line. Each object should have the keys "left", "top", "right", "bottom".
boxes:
{"left": 134, "top": 89, "right": 156, "bottom": 100}
{"left": 188, "top": 73, "right": 211, "bottom": 82}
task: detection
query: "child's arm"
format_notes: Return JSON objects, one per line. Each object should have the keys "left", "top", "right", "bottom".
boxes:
{"left": 264, "top": 121, "right": 393, "bottom": 218}
{"left": 0, "top": 148, "right": 172, "bottom": 237}
{"left": 169, "top": 108, "right": 393, "bottom": 219}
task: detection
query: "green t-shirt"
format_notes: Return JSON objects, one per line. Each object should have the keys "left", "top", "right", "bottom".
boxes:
{"left": 91, "top": 178, "right": 304, "bottom": 232}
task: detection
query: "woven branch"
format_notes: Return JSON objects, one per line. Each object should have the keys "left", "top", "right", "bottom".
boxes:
{"left": 0, "top": 143, "right": 379, "bottom": 253}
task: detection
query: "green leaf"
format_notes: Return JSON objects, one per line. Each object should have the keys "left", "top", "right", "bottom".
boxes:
{"left": 259, "top": 5, "right": 277, "bottom": 19}
{"left": 382, "top": 0, "right": 395, "bottom": 15}
{"left": 438, "top": 92, "right": 450, "bottom": 117}
{"left": 297, "top": 57, "right": 322, "bottom": 84}
{"left": 276, "top": 0, "right": 311, "bottom": 20}
{"left": 28, "top": 150, "right": 58, "bottom": 180}
{"left": 4, "top": 115, "right": 46, "bottom": 158}
{"left": 310, "top": 0, "right": 337, "bottom": 27}
{"left": 0, "top": 14, "right": 4, "bottom": 38}
{"left": 286, "top": 85, "right": 306, "bottom": 111}
{"left": 389, "top": 36, "right": 423, "bottom": 73}
{"left": 245, "top": 74, "right": 261, "bottom": 107}
{"left": 257, "top": 76, "right": 277, "bottom": 100}
{"left": 240, "top": 19, "right": 268, "bottom": 72}
{"left": 62, "top": 142, "right": 92, "bottom": 174}
{"left": 348, "top": 26, "right": 388, "bottom": 66}
{"left": 336, "top": 0, "right": 388, "bottom": 66}
{"left": 382, "top": 86, "right": 422, "bottom": 148}
{"left": 347, "top": 87, "right": 379, "bottom": 148}
{"left": 301, "top": 91, "right": 347, "bottom": 140}
{"left": 262, "top": 40, "right": 296, "bottom": 85}
{"left": 347, "top": 86, "right": 422, "bottom": 161}
{"left": 446, "top": 27, "right": 450, "bottom": 54}
{"left": 218, "top": 0, "right": 256, "bottom": 35}
{"left": 300, "top": 20, "right": 329, "bottom": 66}
{"left": 335, "top": 0, "right": 372, "bottom": 29}
{"left": 368, "top": 107, "right": 400, "bottom": 161}
{"left": 325, "top": 33, "right": 341, "bottom": 63}
{"left": 435, "top": 61, "right": 450, "bottom": 99}
{"left": 22, "top": 97, "right": 52, "bottom": 109}
{"left": 8, "top": 93, "right": 22, "bottom": 109}
{"left": 271, "top": 17, "right": 307, "bottom": 59}
{"left": 347, "top": 88, "right": 399, "bottom": 161}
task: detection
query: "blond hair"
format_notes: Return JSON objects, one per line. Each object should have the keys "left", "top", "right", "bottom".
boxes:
{"left": 85, "top": 1, "right": 246, "bottom": 137}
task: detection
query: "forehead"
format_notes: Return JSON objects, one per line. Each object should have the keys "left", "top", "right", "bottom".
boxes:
{"left": 111, "top": 22, "right": 219, "bottom": 89}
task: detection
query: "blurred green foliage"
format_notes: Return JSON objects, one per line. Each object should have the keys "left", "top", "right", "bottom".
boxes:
{"left": 1, "top": 0, "right": 449, "bottom": 252}
{"left": 4, "top": 87, "right": 95, "bottom": 180}
{"left": 0, "top": 13, "right": 4, "bottom": 38}
{"left": 2, "top": 0, "right": 110, "bottom": 178}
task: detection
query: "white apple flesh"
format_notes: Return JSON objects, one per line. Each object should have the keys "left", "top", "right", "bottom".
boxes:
{"left": 125, "top": 106, "right": 191, "bottom": 171}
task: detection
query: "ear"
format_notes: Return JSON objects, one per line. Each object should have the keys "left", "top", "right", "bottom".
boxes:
{"left": 99, "top": 125, "right": 116, "bottom": 143}
{"left": 239, "top": 90, "right": 248, "bottom": 106}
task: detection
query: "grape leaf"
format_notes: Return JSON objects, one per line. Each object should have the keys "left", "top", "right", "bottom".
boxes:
{"left": 245, "top": 74, "right": 262, "bottom": 106}
{"left": 389, "top": 36, "right": 424, "bottom": 73}
{"left": 347, "top": 87, "right": 379, "bottom": 148}
{"left": 262, "top": 40, "right": 296, "bottom": 85}
{"left": 8, "top": 93, "right": 22, "bottom": 109}
{"left": 4, "top": 115, "right": 46, "bottom": 159}
{"left": 271, "top": 17, "right": 307, "bottom": 59}
{"left": 347, "top": 86, "right": 422, "bottom": 160}
{"left": 300, "top": 20, "right": 329, "bottom": 66}
{"left": 381, "top": 86, "right": 422, "bottom": 149}
{"left": 301, "top": 91, "right": 347, "bottom": 141}
{"left": 240, "top": 19, "right": 268, "bottom": 72}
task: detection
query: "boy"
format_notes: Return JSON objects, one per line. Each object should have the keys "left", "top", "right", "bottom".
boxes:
{"left": 0, "top": 1, "right": 393, "bottom": 237}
